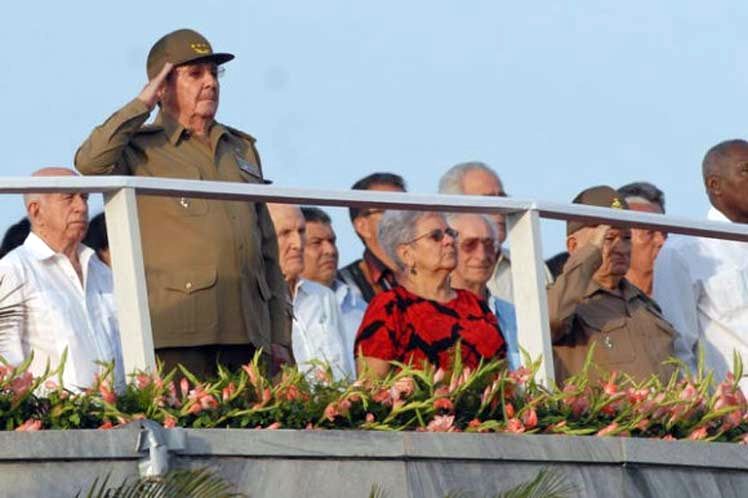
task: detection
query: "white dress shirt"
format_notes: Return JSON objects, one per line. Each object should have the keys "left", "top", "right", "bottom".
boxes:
{"left": 654, "top": 207, "right": 748, "bottom": 389}
{"left": 0, "top": 233, "right": 125, "bottom": 391}
{"left": 487, "top": 295, "right": 521, "bottom": 371}
{"left": 488, "top": 249, "right": 554, "bottom": 304}
{"left": 292, "top": 279, "right": 355, "bottom": 381}
{"left": 332, "top": 280, "right": 366, "bottom": 371}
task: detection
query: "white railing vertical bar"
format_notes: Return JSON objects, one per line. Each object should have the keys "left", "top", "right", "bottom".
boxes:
{"left": 103, "top": 187, "right": 156, "bottom": 373}
{"left": 507, "top": 209, "right": 555, "bottom": 386}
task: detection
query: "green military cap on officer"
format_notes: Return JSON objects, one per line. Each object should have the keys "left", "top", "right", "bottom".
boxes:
{"left": 147, "top": 29, "right": 234, "bottom": 80}
{"left": 567, "top": 185, "right": 629, "bottom": 235}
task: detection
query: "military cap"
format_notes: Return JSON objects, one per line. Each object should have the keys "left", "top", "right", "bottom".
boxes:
{"left": 567, "top": 185, "right": 628, "bottom": 235}
{"left": 147, "top": 29, "right": 234, "bottom": 80}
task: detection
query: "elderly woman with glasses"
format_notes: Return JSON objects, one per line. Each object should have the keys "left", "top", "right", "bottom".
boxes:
{"left": 355, "top": 210, "right": 506, "bottom": 378}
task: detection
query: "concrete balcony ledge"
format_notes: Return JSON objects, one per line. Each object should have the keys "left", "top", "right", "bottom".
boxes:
{"left": 2, "top": 426, "right": 748, "bottom": 497}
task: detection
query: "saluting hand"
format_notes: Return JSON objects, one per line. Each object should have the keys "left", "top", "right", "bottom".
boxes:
{"left": 590, "top": 224, "right": 612, "bottom": 250}
{"left": 137, "top": 62, "right": 174, "bottom": 110}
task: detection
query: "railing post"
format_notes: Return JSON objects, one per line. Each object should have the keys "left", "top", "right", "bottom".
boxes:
{"left": 103, "top": 187, "right": 156, "bottom": 373}
{"left": 506, "top": 208, "right": 555, "bottom": 387}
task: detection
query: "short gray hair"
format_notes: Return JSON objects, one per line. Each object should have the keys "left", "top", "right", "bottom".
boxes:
{"left": 378, "top": 210, "right": 442, "bottom": 272}
{"left": 445, "top": 212, "right": 497, "bottom": 240}
{"left": 438, "top": 161, "right": 500, "bottom": 195}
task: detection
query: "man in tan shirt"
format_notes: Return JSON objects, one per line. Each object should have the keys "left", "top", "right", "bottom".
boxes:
{"left": 548, "top": 186, "right": 675, "bottom": 385}
{"left": 74, "top": 29, "right": 292, "bottom": 376}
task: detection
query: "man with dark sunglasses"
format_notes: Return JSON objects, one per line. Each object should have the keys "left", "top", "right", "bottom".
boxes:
{"left": 438, "top": 161, "right": 553, "bottom": 304}
{"left": 448, "top": 213, "right": 520, "bottom": 370}
{"left": 338, "top": 172, "right": 407, "bottom": 303}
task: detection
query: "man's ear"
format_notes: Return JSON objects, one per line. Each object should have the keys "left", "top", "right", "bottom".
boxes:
{"left": 26, "top": 200, "right": 41, "bottom": 226}
{"left": 353, "top": 216, "right": 371, "bottom": 240}
{"left": 706, "top": 174, "right": 721, "bottom": 198}
{"left": 566, "top": 235, "right": 577, "bottom": 254}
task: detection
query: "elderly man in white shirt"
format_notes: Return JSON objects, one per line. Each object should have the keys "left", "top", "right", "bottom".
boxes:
{"left": 267, "top": 203, "right": 354, "bottom": 381}
{"left": 438, "top": 161, "right": 553, "bottom": 303}
{"left": 447, "top": 213, "right": 521, "bottom": 370}
{"left": 654, "top": 139, "right": 748, "bottom": 389}
{"left": 0, "top": 168, "right": 124, "bottom": 390}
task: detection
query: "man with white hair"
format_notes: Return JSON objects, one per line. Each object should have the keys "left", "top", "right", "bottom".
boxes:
{"left": 0, "top": 168, "right": 124, "bottom": 390}
{"left": 438, "top": 161, "right": 552, "bottom": 303}
{"left": 448, "top": 213, "right": 521, "bottom": 369}
{"left": 268, "top": 204, "right": 354, "bottom": 380}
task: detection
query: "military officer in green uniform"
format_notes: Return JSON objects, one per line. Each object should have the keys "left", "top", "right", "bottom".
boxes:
{"left": 75, "top": 29, "right": 293, "bottom": 376}
{"left": 548, "top": 186, "right": 676, "bottom": 385}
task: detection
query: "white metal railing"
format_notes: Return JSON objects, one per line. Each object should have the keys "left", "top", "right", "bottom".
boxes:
{"left": 5, "top": 176, "right": 748, "bottom": 386}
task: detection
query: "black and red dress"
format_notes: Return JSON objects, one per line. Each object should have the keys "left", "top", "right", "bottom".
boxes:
{"left": 354, "top": 286, "right": 506, "bottom": 370}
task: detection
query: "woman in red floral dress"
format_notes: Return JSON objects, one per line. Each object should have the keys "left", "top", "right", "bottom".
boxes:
{"left": 355, "top": 210, "right": 505, "bottom": 378}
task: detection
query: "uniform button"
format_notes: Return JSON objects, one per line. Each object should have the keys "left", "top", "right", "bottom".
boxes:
{"left": 180, "top": 197, "right": 190, "bottom": 208}
{"left": 185, "top": 282, "right": 193, "bottom": 291}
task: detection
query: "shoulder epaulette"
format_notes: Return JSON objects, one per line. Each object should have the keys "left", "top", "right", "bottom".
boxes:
{"left": 138, "top": 124, "right": 164, "bottom": 134}
{"left": 225, "top": 125, "right": 257, "bottom": 143}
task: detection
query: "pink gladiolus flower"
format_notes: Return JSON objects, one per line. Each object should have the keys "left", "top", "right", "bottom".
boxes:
{"left": 315, "top": 368, "right": 332, "bottom": 384}
{"left": 426, "top": 415, "right": 456, "bottom": 432}
{"left": 98, "top": 421, "right": 114, "bottom": 430}
{"left": 11, "top": 371, "right": 33, "bottom": 398}
{"left": 372, "top": 389, "right": 393, "bottom": 406}
{"left": 521, "top": 408, "right": 538, "bottom": 429}
{"left": 222, "top": 382, "right": 236, "bottom": 402}
{"left": 135, "top": 373, "right": 152, "bottom": 390}
{"left": 365, "top": 413, "right": 375, "bottom": 423}
{"left": 44, "top": 380, "right": 58, "bottom": 390}
{"left": 266, "top": 421, "right": 282, "bottom": 430}
{"left": 596, "top": 422, "right": 619, "bottom": 437}
{"left": 635, "top": 419, "right": 650, "bottom": 431}
{"left": 324, "top": 402, "right": 340, "bottom": 421}
{"left": 180, "top": 378, "right": 190, "bottom": 398}
{"left": 188, "top": 403, "right": 203, "bottom": 415}
{"left": 505, "top": 402, "right": 515, "bottom": 419}
{"left": 571, "top": 396, "right": 590, "bottom": 418}
{"left": 433, "top": 368, "right": 446, "bottom": 384}
{"left": 434, "top": 397, "right": 454, "bottom": 412}
{"left": 661, "top": 434, "right": 676, "bottom": 441}
{"left": 509, "top": 366, "right": 532, "bottom": 386}
{"left": 339, "top": 398, "right": 352, "bottom": 417}
{"left": 163, "top": 415, "right": 177, "bottom": 429}
{"left": 15, "top": 419, "right": 42, "bottom": 432}
{"left": 393, "top": 376, "right": 416, "bottom": 398}
{"left": 740, "top": 433, "right": 748, "bottom": 445}
{"left": 505, "top": 418, "right": 525, "bottom": 434}
{"left": 99, "top": 380, "right": 116, "bottom": 405}
{"left": 722, "top": 409, "right": 743, "bottom": 432}
{"left": 688, "top": 426, "right": 708, "bottom": 440}
{"left": 242, "top": 363, "right": 260, "bottom": 386}
{"left": 679, "top": 382, "right": 698, "bottom": 402}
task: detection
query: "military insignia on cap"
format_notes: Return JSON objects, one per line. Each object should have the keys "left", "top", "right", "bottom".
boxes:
{"left": 190, "top": 43, "right": 210, "bottom": 54}
{"left": 611, "top": 197, "right": 623, "bottom": 209}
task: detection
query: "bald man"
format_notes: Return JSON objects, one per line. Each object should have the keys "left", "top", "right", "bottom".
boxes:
{"left": 267, "top": 204, "right": 354, "bottom": 380}
{"left": 0, "top": 168, "right": 124, "bottom": 390}
{"left": 655, "top": 139, "right": 748, "bottom": 389}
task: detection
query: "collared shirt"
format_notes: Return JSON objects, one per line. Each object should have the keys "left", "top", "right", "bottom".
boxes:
{"left": 654, "top": 207, "right": 748, "bottom": 389}
{"left": 487, "top": 295, "right": 520, "bottom": 371}
{"left": 548, "top": 244, "right": 675, "bottom": 384}
{"left": 74, "top": 98, "right": 291, "bottom": 352}
{"left": 488, "top": 249, "right": 554, "bottom": 304}
{"left": 332, "top": 279, "right": 367, "bottom": 371}
{"left": 363, "top": 249, "right": 398, "bottom": 290}
{"left": 0, "top": 233, "right": 125, "bottom": 390}
{"left": 292, "top": 279, "right": 355, "bottom": 381}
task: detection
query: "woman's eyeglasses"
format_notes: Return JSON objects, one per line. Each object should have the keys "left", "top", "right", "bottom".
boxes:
{"left": 459, "top": 237, "right": 499, "bottom": 254}
{"left": 406, "top": 227, "right": 459, "bottom": 245}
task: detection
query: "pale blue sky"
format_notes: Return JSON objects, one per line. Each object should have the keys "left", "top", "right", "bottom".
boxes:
{"left": 2, "top": 2, "right": 746, "bottom": 263}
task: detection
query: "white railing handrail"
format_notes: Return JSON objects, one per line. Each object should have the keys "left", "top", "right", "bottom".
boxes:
{"left": 3, "top": 175, "right": 747, "bottom": 240}
{"left": 2, "top": 175, "right": 746, "bottom": 386}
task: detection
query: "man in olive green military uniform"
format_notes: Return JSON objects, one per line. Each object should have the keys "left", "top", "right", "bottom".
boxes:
{"left": 75, "top": 29, "right": 293, "bottom": 376}
{"left": 548, "top": 186, "right": 676, "bottom": 385}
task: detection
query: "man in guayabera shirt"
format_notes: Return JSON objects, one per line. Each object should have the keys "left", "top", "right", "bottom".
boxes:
{"left": 548, "top": 186, "right": 676, "bottom": 385}
{"left": 74, "top": 29, "right": 293, "bottom": 377}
